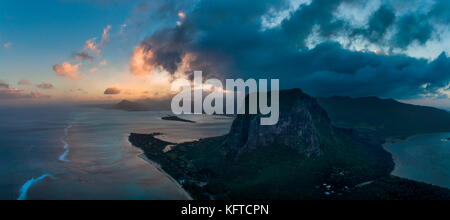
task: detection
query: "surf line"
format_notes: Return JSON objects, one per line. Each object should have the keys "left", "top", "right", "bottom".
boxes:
{"left": 17, "top": 174, "right": 54, "bottom": 200}
{"left": 17, "top": 122, "right": 74, "bottom": 200}
{"left": 58, "top": 122, "right": 74, "bottom": 162}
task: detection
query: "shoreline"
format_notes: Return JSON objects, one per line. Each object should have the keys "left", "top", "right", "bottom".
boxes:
{"left": 137, "top": 153, "right": 193, "bottom": 200}
{"left": 382, "top": 132, "right": 450, "bottom": 190}
{"left": 383, "top": 131, "right": 450, "bottom": 147}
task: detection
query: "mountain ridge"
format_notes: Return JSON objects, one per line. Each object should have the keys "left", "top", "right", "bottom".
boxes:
{"left": 318, "top": 96, "right": 450, "bottom": 138}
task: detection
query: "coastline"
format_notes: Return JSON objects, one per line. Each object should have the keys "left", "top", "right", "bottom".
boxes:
{"left": 129, "top": 131, "right": 450, "bottom": 200}
{"left": 137, "top": 153, "right": 193, "bottom": 200}
{"left": 382, "top": 132, "right": 450, "bottom": 190}
{"left": 382, "top": 135, "right": 421, "bottom": 177}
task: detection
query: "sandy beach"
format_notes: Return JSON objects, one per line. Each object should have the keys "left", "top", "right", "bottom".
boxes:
{"left": 137, "top": 154, "right": 193, "bottom": 200}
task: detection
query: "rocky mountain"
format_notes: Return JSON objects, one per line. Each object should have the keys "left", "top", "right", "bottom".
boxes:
{"left": 224, "top": 89, "right": 330, "bottom": 158}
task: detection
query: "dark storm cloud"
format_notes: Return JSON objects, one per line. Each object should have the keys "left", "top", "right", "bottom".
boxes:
{"left": 135, "top": 0, "right": 450, "bottom": 98}
{"left": 139, "top": 26, "right": 191, "bottom": 74}
{"left": 0, "top": 88, "right": 50, "bottom": 100}
{"left": 36, "top": 83, "right": 54, "bottom": 90}
{"left": 281, "top": 0, "right": 359, "bottom": 47}
{"left": 72, "top": 52, "right": 94, "bottom": 61}
{"left": 429, "top": 1, "right": 450, "bottom": 23}
{"left": 0, "top": 81, "right": 9, "bottom": 89}
{"left": 392, "top": 13, "right": 434, "bottom": 49}
{"left": 104, "top": 87, "right": 121, "bottom": 95}
{"left": 353, "top": 5, "right": 396, "bottom": 44}
{"left": 284, "top": 42, "right": 450, "bottom": 98}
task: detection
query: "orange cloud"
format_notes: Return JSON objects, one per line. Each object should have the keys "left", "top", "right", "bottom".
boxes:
{"left": 99, "top": 59, "right": 108, "bottom": 66}
{"left": 177, "top": 12, "right": 187, "bottom": 26}
{"left": 130, "top": 45, "right": 195, "bottom": 78}
{"left": 130, "top": 46, "right": 160, "bottom": 76}
{"left": 101, "top": 25, "right": 112, "bottom": 46}
{"left": 53, "top": 62, "right": 81, "bottom": 80}
{"left": 178, "top": 12, "right": 186, "bottom": 20}
{"left": 84, "top": 25, "right": 112, "bottom": 54}
{"left": 85, "top": 38, "right": 100, "bottom": 54}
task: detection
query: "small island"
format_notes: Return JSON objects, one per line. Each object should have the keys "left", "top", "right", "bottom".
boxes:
{"left": 162, "top": 115, "right": 196, "bottom": 123}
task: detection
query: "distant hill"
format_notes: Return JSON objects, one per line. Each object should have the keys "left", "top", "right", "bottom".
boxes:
{"left": 83, "top": 99, "right": 171, "bottom": 112}
{"left": 129, "top": 89, "right": 450, "bottom": 200}
{"left": 114, "top": 100, "right": 149, "bottom": 111}
{"left": 318, "top": 96, "right": 450, "bottom": 138}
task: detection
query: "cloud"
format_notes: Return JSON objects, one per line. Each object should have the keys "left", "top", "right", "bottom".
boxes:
{"left": 72, "top": 52, "right": 94, "bottom": 61}
{"left": 428, "top": 1, "right": 450, "bottom": 23}
{"left": 0, "top": 88, "right": 50, "bottom": 100}
{"left": 18, "top": 80, "right": 32, "bottom": 86}
{"left": 57, "top": 25, "right": 112, "bottom": 76}
{"left": 84, "top": 25, "right": 113, "bottom": 54}
{"left": 99, "top": 59, "right": 108, "bottom": 66}
{"left": 104, "top": 87, "right": 121, "bottom": 95}
{"left": 60, "top": 0, "right": 130, "bottom": 7}
{"left": 0, "top": 81, "right": 10, "bottom": 89}
{"left": 282, "top": 42, "right": 450, "bottom": 99}
{"left": 101, "top": 25, "right": 112, "bottom": 46}
{"left": 85, "top": 38, "right": 100, "bottom": 54}
{"left": 353, "top": 5, "right": 396, "bottom": 44}
{"left": 36, "top": 82, "right": 54, "bottom": 90}
{"left": 392, "top": 13, "right": 433, "bottom": 49}
{"left": 53, "top": 62, "right": 81, "bottom": 80}
{"left": 3, "top": 42, "right": 12, "bottom": 48}
{"left": 130, "top": 0, "right": 450, "bottom": 99}
{"left": 130, "top": 46, "right": 161, "bottom": 76}
{"left": 178, "top": 11, "right": 186, "bottom": 20}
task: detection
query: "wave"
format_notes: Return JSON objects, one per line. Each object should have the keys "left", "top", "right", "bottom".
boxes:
{"left": 17, "top": 174, "right": 53, "bottom": 200}
{"left": 58, "top": 123, "right": 73, "bottom": 162}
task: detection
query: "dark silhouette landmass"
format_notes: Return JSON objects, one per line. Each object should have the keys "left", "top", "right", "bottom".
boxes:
{"left": 82, "top": 99, "right": 171, "bottom": 112}
{"left": 113, "top": 100, "right": 149, "bottom": 111}
{"left": 162, "top": 115, "right": 196, "bottom": 123}
{"left": 318, "top": 96, "right": 450, "bottom": 138}
{"left": 129, "top": 89, "right": 450, "bottom": 200}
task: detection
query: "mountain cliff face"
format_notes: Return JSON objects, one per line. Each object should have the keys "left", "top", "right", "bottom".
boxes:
{"left": 224, "top": 89, "right": 333, "bottom": 158}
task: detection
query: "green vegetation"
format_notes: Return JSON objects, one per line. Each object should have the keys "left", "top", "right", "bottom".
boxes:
{"left": 345, "top": 176, "right": 450, "bottom": 200}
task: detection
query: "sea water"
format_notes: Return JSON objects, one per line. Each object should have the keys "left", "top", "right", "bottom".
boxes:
{"left": 0, "top": 106, "right": 233, "bottom": 200}
{"left": 384, "top": 132, "right": 450, "bottom": 189}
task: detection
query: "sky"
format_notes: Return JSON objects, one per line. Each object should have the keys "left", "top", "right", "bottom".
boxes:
{"left": 0, "top": 0, "right": 449, "bottom": 109}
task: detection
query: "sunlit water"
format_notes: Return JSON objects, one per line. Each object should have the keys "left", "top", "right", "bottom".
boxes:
{"left": 384, "top": 133, "right": 450, "bottom": 189}
{"left": 0, "top": 106, "right": 233, "bottom": 200}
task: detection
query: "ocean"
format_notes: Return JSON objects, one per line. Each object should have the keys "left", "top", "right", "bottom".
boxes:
{"left": 384, "top": 132, "right": 450, "bottom": 189}
{"left": 0, "top": 106, "right": 233, "bottom": 200}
